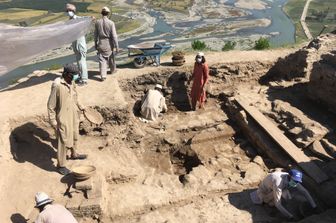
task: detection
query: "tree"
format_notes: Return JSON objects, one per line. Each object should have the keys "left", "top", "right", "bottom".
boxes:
{"left": 222, "top": 41, "right": 236, "bottom": 51}
{"left": 191, "top": 40, "right": 207, "bottom": 51}
{"left": 254, "top": 37, "right": 270, "bottom": 50}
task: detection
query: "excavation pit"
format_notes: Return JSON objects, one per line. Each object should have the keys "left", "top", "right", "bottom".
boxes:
{"left": 6, "top": 49, "right": 336, "bottom": 222}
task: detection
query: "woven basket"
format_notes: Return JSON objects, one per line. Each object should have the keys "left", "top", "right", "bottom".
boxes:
{"left": 72, "top": 165, "right": 96, "bottom": 181}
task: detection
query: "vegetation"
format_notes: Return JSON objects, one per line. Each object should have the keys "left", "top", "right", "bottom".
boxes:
{"left": 306, "top": 0, "right": 336, "bottom": 37}
{"left": 284, "top": 0, "right": 308, "bottom": 43}
{"left": 0, "top": 0, "right": 140, "bottom": 34}
{"left": 222, "top": 41, "right": 236, "bottom": 51}
{"left": 254, "top": 37, "right": 270, "bottom": 50}
{"left": 284, "top": 0, "right": 336, "bottom": 42}
{"left": 144, "top": 0, "right": 193, "bottom": 14}
{"left": 191, "top": 40, "right": 207, "bottom": 51}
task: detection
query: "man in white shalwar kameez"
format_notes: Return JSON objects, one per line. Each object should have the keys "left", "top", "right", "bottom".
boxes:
{"left": 140, "top": 84, "right": 167, "bottom": 121}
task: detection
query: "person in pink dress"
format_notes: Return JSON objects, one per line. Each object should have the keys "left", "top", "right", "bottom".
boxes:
{"left": 189, "top": 52, "right": 209, "bottom": 110}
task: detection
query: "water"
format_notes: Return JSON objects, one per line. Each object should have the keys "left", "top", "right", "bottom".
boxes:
{"left": 0, "top": 0, "right": 295, "bottom": 88}
{"left": 120, "top": 0, "right": 294, "bottom": 47}
{"left": 86, "top": 0, "right": 294, "bottom": 49}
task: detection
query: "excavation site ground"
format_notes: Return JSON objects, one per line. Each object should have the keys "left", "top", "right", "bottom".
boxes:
{"left": 1, "top": 35, "right": 336, "bottom": 223}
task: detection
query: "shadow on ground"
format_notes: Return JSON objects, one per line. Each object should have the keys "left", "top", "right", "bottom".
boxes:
{"left": 10, "top": 122, "right": 57, "bottom": 172}
{"left": 228, "top": 189, "right": 286, "bottom": 223}
{"left": 167, "top": 71, "right": 191, "bottom": 111}
{"left": 1, "top": 72, "right": 59, "bottom": 92}
{"left": 10, "top": 213, "right": 27, "bottom": 223}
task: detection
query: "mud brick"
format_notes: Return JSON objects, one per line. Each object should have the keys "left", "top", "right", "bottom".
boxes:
{"left": 66, "top": 197, "right": 83, "bottom": 217}
{"left": 79, "top": 196, "right": 103, "bottom": 217}
{"left": 87, "top": 174, "right": 103, "bottom": 199}
{"left": 75, "top": 178, "right": 93, "bottom": 191}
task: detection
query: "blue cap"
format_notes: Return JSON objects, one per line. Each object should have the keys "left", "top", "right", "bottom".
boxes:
{"left": 289, "top": 169, "right": 303, "bottom": 183}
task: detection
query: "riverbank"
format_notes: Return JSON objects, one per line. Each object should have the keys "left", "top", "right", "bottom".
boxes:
{"left": 235, "top": 0, "right": 267, "bottom": 10}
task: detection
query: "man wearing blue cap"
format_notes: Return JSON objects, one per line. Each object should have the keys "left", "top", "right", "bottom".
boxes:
{"left": 250, "top": 169, "right": 316, "bottom": 219}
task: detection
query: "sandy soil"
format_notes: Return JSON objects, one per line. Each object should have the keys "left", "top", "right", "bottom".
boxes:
{"left": 235, "top": 0, "right": 268, "bottom": 10}
{"left": 0, "top": 49, "right": 295, "bottom": 223}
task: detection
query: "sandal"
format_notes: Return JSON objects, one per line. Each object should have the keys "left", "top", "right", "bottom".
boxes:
{"left": 58, "top": 167, "right": 71, "bottom": 175}
{"left": 69, "top": 154, "right": 88, "bottom": 160}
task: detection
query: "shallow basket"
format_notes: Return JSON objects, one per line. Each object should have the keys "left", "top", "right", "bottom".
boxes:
{"left": 72, "top": 165, "right": 96, "bottom": 181}
{"left": 83, "top": 108, "right": 104, "bottom": 125}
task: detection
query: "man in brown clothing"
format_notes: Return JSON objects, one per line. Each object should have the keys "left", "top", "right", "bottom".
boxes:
{"left": 94, "top": 6, "right": 119, "bottom": 81}
{"left": 47, "top": 64, "right": 87, "bottom": 175}
{"left": 34, "top": 192, "right": 78, "bottom": 223}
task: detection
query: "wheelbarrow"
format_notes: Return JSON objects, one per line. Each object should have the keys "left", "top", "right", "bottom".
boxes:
{"left": 127, "top": 41, "right": 173, "bottom": 68}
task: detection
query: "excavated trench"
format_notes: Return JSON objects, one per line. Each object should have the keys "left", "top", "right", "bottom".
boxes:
{"left": 8, "top": 58, "right": 336, "bottom": 222}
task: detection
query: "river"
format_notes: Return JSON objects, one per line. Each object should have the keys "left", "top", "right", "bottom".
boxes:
{"left": 0, "top": 0, "right": 295, "bottom": 89}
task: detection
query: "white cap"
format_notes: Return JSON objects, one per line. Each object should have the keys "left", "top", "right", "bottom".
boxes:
{"left": 155, "top": 84, "right": 162, "bottom": 89}
{"left": 102, "top": 6, "right": 110, "bottom": 13}
{"left": 197, "top": 52, "right": 204, "bottom": 57}
{"left": 35, "top": 192, "right": 53, "bottom": 208}
{"left": 66, "top": 3, "right": 76, "bottom": 12}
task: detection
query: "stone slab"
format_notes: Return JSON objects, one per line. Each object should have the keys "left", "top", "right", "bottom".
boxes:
{"left": 236, "top": 98, "right": 328, "bottom": 184}
{"left": 309, "top": 140, "right": 334, "bottom": 160}
{"left": 66, "top": 174, "right": 104, "bottom": 218}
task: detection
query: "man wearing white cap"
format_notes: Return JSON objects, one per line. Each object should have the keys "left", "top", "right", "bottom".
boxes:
{"left": 140, "top": 84, "right": 168, "bottom": 121}
{"left": 34, "top": 192, "right": 78, "bottom": 223}
{"left": 94, "top": 6, "right": 119, "bottom": 81}
{"left": 66, "top": 3, "right": 89, "bottom": 86}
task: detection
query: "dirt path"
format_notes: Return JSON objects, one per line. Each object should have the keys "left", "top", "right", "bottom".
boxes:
{"left": 300, "top": 0, "right": 313, "bottom": 40}
{"left": 0, "top": 49, "right": 293, "bottom": 223}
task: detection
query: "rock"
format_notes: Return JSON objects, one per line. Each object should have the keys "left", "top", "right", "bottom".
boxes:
{"left": 75, "top": 179, "right": 93, "bottom": 191}
{"left": 253, "top": 155, "right": 266, "bottom": 167}
{"left": 106, "top": 172, "right": 137, "bottom": 184}
{"left": 66, "top": 174, "right": 104, "bottom": 218}
{"left": 244, "top": 162, "right": 266, "bottom": 185}
{"left": 236, "top": 161, "right": 250, "bottom": 171}
{"left": 184, "top": 166, "right": 212, "bottom": 187}
{"left": 272, "top": 99, "right": 329, "bottom": 147}
{"left": 309, "top": 140, "right": 334, "bottom": 160}
{"left": 320, "top": 139, "right": 336, "bottom": 158}
{"left": 163, "top": 135, "right": 180, "bottom": 146}
{"left": 228, "top": 173, "right": 241, "bottom": 183}
{"left": 190, "top": 126, "right": 235, "bottom": 163}
{"left": 216, "top": 156, "right": 232, "bottom": 167}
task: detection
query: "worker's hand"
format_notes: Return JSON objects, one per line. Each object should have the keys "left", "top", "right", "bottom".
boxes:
{"left": 91, "top": 16, "right": 96, "bottom": 21}
{"left": 116, "top": 48, "right": 120, "bottom": 53}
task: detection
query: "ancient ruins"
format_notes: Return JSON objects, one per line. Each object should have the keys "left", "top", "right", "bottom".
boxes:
{"left": 1, "top": 32, "right": 336, "bottom": 223}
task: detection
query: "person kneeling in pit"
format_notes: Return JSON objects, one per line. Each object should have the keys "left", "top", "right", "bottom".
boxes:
{"left": 34, "top": 192, "right": 78, "bottom": 223}
{"left": 250, "top": 169, "right": 317, "bottom": 219}
{"left": 47, "top": 64, "right": 88, "bottom": 175}
{"left": 140, "top": 84, "right": 167, "bottom": 122}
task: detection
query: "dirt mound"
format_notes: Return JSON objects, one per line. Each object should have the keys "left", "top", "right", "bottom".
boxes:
{"left": 260, "top": 33, "right": 336, "bottom": 83}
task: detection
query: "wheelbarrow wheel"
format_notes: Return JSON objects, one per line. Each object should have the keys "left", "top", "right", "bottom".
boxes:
{"left": 133, "top": 57, "right": 146, "bottom": 68}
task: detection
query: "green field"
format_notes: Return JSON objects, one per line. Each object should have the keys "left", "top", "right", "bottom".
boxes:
{"left": 284, "top": 0, "right": 335, "bottom": 42}
{"left": 284, "top": 0, "right": 308, "bottom": 43}
{"left": 0, "top": 0, "right": 140, "bottom": 35}
{"left": 144, "top": 0, "right": 193, "bottom": 14}
{"left": 306, "top": 0, "right": 336, "bottom": 36}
